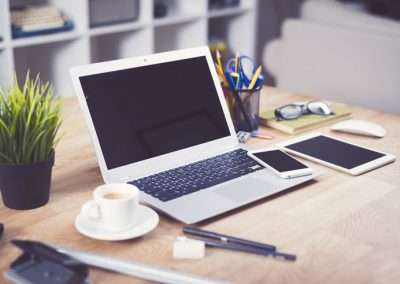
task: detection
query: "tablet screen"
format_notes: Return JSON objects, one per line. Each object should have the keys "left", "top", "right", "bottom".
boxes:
{"left": 285, "top": 135, "right": 385, "bottom": 169}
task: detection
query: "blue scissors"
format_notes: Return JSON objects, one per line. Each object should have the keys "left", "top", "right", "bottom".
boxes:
{"left": 225, "top": 56, "right": 264, "bottom": 90}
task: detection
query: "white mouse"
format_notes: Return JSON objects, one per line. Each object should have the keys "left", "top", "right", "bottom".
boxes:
{"left": 331, "top": 119, "right": 386, "bottom": 138}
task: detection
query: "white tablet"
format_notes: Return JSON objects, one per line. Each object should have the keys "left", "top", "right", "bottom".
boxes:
{"left": 277, "top": 133, "right": 396, "bottom": 176}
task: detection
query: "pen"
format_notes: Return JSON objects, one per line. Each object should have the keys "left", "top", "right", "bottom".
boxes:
{"left": 234, "top": 52, "right": 240, "bottom": 73}
{"left": 248, "top": 66, "right": 262, "bottom": 90}
{"left": 235, "top": 56, "right": 242, "bottom": 90}
{"left": 199, "top": 238, "right": 296, "bottom": 261}
{"left": 183, "top": 227, "right": 276, "bottom": 252}
{"left": 225, "top": 71, "right": 237, "bottom": 91}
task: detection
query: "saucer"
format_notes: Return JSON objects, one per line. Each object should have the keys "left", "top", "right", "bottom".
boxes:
{"left": 75, "top": 205, "right": 159, "bottom": 241}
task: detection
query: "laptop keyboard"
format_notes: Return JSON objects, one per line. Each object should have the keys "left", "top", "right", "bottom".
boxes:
{"left": 129, "top": 149, "right": 264, "bottom": 202}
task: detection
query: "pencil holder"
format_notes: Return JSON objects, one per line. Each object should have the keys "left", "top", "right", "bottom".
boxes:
{"left": 223, "top": 87, "right": 261, "bottom": 133}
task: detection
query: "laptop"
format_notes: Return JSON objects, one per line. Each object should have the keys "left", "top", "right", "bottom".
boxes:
{"left": 70, "top": 46, "right": 314, "bottom": 224}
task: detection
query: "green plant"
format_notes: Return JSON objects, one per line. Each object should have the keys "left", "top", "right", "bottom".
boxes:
{"left": 0, "top": 72, "right": 62, "bottom": 164}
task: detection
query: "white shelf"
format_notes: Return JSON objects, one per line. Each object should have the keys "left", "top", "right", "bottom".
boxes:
{"left": 89, "top": 21, "right": 149, "bottom": 37}
{"left": 0, "top": 0, "right": 258, "bottom": 96}
{"left": 207, "top": 7, "right": 251, "bottom": 19}
{"left": 91, "top": 29, "right": 153, "bottom": 62}
{"left": 153, "top": 13, "right": 204, "bottom": 27}
{"left": 12, "top": 30, "right": 82, "bottom": 48}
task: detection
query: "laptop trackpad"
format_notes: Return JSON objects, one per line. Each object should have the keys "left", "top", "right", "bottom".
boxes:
{"left": 215, "top": 177, "right": 274, "bottom": 204}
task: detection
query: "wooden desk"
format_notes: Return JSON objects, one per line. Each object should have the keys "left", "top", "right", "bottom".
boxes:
{"left": 1, "top": 87, "right": 399, "bottom": 284}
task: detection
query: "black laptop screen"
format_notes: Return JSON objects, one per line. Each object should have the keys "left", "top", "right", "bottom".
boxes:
{"left": 79, "top": 56, "right": 231, "bottom": 169}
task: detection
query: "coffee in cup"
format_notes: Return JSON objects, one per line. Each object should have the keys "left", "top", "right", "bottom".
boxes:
{"left": 103, "top": 192, "right": 132, "bottom": 200}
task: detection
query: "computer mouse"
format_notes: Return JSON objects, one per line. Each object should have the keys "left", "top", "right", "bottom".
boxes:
{"left": 331, "top": 119, "right": 386, "bottom": 138}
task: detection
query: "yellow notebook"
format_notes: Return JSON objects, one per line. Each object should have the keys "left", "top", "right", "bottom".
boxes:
{"left": 258, "top": 103, "right": 352, "bottom": 134}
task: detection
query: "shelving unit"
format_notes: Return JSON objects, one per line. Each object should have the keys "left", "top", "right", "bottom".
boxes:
{"left": 207, "top": 6, "right": 251, "bottom": 19}
{"left": 89, "top": 21, "right": 148, "bottom": 37}
{"left": 11, "top": 30, "right": 82, "bottom": 48}
{"left": 0, "top": 0, "right": 258, "bottom": 96}
{"left": 153, "top": 13, "right": 203, "bottom": 27}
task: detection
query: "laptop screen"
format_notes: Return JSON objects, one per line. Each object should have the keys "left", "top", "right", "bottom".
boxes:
{"left": 79, "top": 56, "right": 231, "bottom": 169}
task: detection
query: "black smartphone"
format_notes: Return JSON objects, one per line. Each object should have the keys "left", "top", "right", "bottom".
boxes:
{"left": 248, "top": 148, "right": 313, "bottom": 179}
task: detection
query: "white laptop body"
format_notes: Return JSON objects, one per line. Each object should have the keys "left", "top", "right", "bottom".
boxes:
{"left": 70, "top": 46, "right": 313, "bottom": 224}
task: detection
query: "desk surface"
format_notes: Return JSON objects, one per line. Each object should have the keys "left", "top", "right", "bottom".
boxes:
{"left": 0, "top": 87, "right": 399, "bottom": 284}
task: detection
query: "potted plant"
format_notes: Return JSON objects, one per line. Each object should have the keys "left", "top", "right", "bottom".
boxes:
{"left": 0, "top": 73, "right": 62, "bottom": 210}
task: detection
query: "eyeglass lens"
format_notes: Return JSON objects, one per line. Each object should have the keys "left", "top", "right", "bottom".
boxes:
{"left": 277, "top": 104, "right": 303, "bottom": 120}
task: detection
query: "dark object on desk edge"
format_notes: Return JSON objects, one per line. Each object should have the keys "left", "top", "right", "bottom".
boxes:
{"left": 183, "top": 227, "right": 296, "bottom": 261}
{"left": 0, "top": 151, "right": 54, "bottom": 210}
{"left": 0, "top": 223, "right": 3, "bottom": 238}
{"left": 6, "top": 240, "right": 89, "bottom": 284}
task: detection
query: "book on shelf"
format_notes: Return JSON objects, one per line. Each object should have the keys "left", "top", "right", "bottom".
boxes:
{"left": 258, "top": 102, "right": 352, "bottom": 134}
{"left": 11, "top": 5, "right": 74, "bottom": 38}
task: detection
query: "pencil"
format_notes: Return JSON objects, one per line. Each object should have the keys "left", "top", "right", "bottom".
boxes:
{"left": 248, "top": 66, "right": 262, "bottom": 90}
{"left": 216, "top": 49, "right": 223, "bottom": 71}
{"left": 215, "top": 50, "right": 229, "bottom": 88}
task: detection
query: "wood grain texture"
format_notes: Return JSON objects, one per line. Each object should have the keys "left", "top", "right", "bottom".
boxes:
{"left": 0, "top": 87, "right": 399, "bottom": 284}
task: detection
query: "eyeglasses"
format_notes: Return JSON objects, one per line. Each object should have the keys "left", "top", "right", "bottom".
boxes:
{"left": 274, "top": 101, "right": 335, "bottom": 121}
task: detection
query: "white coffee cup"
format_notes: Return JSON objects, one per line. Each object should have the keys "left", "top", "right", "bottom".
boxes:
{"left": 81, "top": 183, "right": 139, "bottom": 231}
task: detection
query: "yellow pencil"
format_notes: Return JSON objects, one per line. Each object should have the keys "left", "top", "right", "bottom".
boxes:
{"left": 215, "top": 50, "right": 229, "bottom": 87}
{"left": 215, "top": 64, "right": 229, "bottom": 87}
{"left": 216, "top": 49, "right": 223, "bottom": 71}
{"left": 248, "top": 66, "right": 262, "bottom": 90}
{"left": 215, "top": 64, "right": 223, "bottom": 77}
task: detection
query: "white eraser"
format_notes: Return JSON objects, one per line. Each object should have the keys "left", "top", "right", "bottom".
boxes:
{"left": 173, "top": 236, "right": 205, "bottom": 259}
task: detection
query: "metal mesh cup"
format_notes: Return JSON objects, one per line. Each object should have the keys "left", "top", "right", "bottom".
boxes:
{"left": 224, "top": 87, "right": 261, "bottom": 133}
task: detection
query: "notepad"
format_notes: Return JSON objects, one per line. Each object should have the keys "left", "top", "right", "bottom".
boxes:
{"left": 258, "top": 102, "right": 352, "bottom": 134}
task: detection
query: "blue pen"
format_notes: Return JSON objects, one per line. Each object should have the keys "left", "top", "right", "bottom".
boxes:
{"left": 254, "top": 74, "right": 265, "bottom": 89}
{"left": 225, "top": 71, "right": 237, "bottom": 91}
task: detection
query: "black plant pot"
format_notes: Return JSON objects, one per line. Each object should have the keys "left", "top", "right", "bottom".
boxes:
{"left": 0, "top": 151, "right": 55, "bottom": 210}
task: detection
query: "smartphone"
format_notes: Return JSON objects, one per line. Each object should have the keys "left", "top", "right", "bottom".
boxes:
{"left": 248, "top": 148, "right": 313, "bottom": 179}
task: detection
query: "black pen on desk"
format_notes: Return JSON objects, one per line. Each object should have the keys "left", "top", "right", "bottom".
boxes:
{"left": 183, "top": 226, "right": 276, "bottom": 252}
{"left": 202, "top": 239, "right": 296, "bottom": 261}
